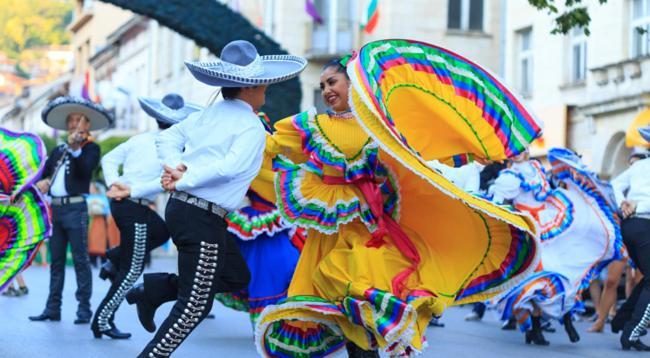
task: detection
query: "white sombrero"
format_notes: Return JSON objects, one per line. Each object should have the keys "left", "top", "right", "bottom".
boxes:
{"left": 185, "top": 40, "right": 307, "bottom": 87}
{"left": 41, "top": 96, "right": 113, "bottom": 131}
{"left": 138, "top": 93, "right": 202, "bottom": 125}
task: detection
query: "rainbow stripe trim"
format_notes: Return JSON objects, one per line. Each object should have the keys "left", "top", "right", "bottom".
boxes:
{"left": 457, "top": 226, "right": 537, "bottom": 301}
{"left": 350, "top": 39, "right": 542, "bottom": 158}
{"left": 1, "top": 187, "right": 52, "bottom": 291}
{"left": 496, "top": 270, "right": 569, "bottom": 331}
{"left": 0, "top": 128, "right": 46, "bottom": 200}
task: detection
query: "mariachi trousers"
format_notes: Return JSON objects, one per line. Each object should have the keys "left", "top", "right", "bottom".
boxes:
{"left": 91, "top": 199, "right": 169, "bottom": 332}
{"left": 138, "top": 197, "right": 250, "bottom": 357}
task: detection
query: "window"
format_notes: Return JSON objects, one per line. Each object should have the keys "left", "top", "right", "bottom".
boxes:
{"left": 517, "top": 28, "right": 533, "bottom": 96}
{"left": 570, "top": 27, "right": 587, "bottom": 83}
{"left": 631, "top": 0, "right": 650, "bottom": 57}
{"left": 447, "top": 0, "right": 484, "bottom": 31}
{"left": 264, "top": 0, "right": 276, "bottom": 37}
{"left": 310, "top": 0, "right": 356, "bottom": 56}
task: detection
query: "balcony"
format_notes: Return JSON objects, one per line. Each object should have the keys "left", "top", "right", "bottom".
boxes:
{"left": 68, "top": 0, "right": 95, "bottom": 33}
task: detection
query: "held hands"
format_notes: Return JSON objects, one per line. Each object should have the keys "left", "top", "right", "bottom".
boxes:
{"left": 106, "top": 183, "right": 131, "bottom": 200}
{"left": 35, "top": 179, "right": 51, "bottom": 194}
{"left": 161, "top": 164, "right": 186, "bottom": 192}
{"left": 620, "top": 200, "right": 637, "bottom": 219}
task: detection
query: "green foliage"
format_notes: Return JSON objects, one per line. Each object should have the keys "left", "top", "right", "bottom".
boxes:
{"left": 527, "top": 0, "right": 608, "bottom": 35}
{"left": 0, "top": 0, "right": 73, "bottom": 59}
{"left": 94, "top": 136, "right": 130, "bottom": 182}
{"left": 37, "top": 133, "right": 58, "bottom": 154}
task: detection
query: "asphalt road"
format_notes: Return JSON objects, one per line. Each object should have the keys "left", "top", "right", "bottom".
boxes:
{"left": 0, "top": 257, "right": 633, "bottom": 357}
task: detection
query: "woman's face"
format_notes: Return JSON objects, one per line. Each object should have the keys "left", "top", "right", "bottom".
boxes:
{"left": 320, "top": 66, "right": 351, "bottom": 113}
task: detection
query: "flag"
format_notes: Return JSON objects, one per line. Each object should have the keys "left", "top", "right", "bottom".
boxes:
{"left": 81, "top": 70, "right": 91, "bottom": 101}
{"left": 362, "top": 0, "right": 380, "bottom": 34}
{"left": 305, "top": 0, "right": 323, "bottom": 24}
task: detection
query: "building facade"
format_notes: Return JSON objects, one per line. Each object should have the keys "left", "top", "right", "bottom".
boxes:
{"left": 503, "top": 0, "right": 650, "bottom": 178}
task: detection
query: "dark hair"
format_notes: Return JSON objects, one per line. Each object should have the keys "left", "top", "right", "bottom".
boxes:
{"left": 322, "top": 58, "right": 349, "bottom": 79}
{"left": 222, "top": 86, "right": 243, "bottom": 100}
{"left": 157, "top": 121, "right": 172, "bottom": 130}
{"left": 479, "top": 161, "right": 509, "bottom": 192}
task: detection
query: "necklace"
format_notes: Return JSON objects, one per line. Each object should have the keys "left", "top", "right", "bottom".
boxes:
{"left": 326, "top": 109, "right": 354, "bottom": 120}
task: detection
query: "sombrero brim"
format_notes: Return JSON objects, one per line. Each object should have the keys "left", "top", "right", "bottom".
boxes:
{"left": 185, "top": 55, "right": 307, "bottom": 87}
{"left": 138, "top": 97, "right": 203, "bottom": 125}
{"left": 42, "top": 97, "right": 113, "bottom": 131}
{"left": 639, "top": 126, "right": 650, "bottom": 142}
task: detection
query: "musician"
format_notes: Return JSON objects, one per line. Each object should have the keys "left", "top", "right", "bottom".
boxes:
{"left": 29, "top": 97, "right": 112, "bottom": 324}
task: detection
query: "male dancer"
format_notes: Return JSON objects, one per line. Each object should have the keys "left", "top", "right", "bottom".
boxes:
{"left": 125, "top": 40, "right": 306, "bottom": 357}
{"left": 611, "top": 147, "right": 650, "bottom": 351}
{"left": 90, "top": 94, "right": 201, "bottom": 339}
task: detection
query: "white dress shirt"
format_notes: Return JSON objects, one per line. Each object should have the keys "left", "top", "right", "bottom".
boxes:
{"left": 612, "top": 157, "right": 650, "bottom": 217}
{"left": 427, "top": 160, "right": 482, "bottom": 193}
{"left": 50, "top": 146, "right": 82, "bottom": 197}
{"left": 102, "top": 131, "right": 164, "bottom": 201}
{"left": 156, "top": 99, "right": 266, "bottom": 211}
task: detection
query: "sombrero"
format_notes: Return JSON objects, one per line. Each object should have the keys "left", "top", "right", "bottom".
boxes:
{"left": 138, "top": 93, "right": 202, "bottom": 125}
{"left": 41, "top": 96, "right": 113, "bottom": 131}
{"left": 639, "top": 125, "right": 650, "bottom": 143}
{"left": 185, "top": 40, "right": 307, "bottom": 87}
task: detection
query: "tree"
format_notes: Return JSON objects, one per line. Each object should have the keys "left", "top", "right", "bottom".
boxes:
{"left": 527, "top": 0, "right": 608, "bottom": 35}
{"left": 0, "top": 0, "right": 73, "bottom": 59}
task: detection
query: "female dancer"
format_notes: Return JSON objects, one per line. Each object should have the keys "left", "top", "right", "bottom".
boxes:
{"left": 255, "top": 39, "right": 543, "bottom": 357}
{"left": 490, "top": 148, "right": 623, "bottom": 345}
{"left": 0, "top": 128, "right": 51, "bottom": 293}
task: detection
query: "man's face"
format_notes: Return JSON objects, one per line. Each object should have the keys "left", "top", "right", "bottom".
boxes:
{"left": 244, "top": 85, "right": 268, "bottom": 111}
{"left": 66, "top": 113, "right": 90, "bottom": 133}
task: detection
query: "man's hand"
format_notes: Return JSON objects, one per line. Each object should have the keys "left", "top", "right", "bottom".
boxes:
{"left": 67, "top": 131, "right": 86, "bottom": 151}
{"left": 35, "top": 179, "right": 50, "bottom": 194}
{"left": 621, "top": 200, "right": 637, "bottom": 219}
{"left": 106, "top": 183, "right": 131, "bottom": 200}
{"left": 161, "top": 165, "right": 185, "bottom": 191}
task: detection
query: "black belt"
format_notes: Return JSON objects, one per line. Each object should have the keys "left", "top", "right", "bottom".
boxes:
{"left": 126, "top": 197, "right": 154, "bottom": 206}
{"left": 171, "top": 191, "right": 229, "bottom": 218}
{"left": 51, "top": 196, "right": 85, "bottom": 206}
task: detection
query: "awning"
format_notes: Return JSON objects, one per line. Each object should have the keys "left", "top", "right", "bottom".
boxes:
{"left": 626, "top": 108, "right": 650, "bottom": 148}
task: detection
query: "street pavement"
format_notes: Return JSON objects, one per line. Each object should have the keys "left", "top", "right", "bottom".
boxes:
{"left": 0, "top": 257, "right": 633, "bottom": 357}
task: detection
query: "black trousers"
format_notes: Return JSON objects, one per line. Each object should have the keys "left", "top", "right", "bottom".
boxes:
{"left": 45, "top": 202, "right": 92, "bottom": 317}
{"left": 138, "top": 198, "right": 250, "bottom": 357}
{"left": 91, "top": 199, "right": 169, "bottom": 331}
{"left": 619, "top": 218, "right": 650, "bottom": 341}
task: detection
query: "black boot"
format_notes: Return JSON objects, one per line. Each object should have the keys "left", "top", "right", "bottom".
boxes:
{"left": 125, "top": 283, "right": 158, "bottom": 333}
{"left": 562, "top": 313, "right": 580, "bottom": 343}
{"left": 525, "top": 316, "right": 550, "bottom": 346}
{"left": 99, "top": 260, "right": 117, "bottom": 282}
{"left": 345, "top": 341, "right": 380, "bottom": 358}
{"left": 621, "top": 322, "right": 650, "bottom": 351}
{"left": 92, "top": 325, "right": 132, "bottom": 339}
{"left": 502, "top": 317, "right": 516, "bottom": 330}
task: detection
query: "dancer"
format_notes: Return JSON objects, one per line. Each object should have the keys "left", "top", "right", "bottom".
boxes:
{"left": 489, "top": 148, "right": 623, "bottom": 345}
{"left": 90, "top": 93, "right": 201, "bottom": 339}
{"left": 255, "top": 39, "right": 542, "bottom": 357}
{"left": 0, "top": 128, "right": 51, "bottom": 294}
{"left": 215, "top": 112, "right": 304, "bottom": 326}
{"left": 29, "top": 97, "right": 111, "bottom": 324}
{"left": 124, "top": 40, "right": 306, "bottom": 357}
{"left": 610, "top": 142, "right": 650, "bottom": 351}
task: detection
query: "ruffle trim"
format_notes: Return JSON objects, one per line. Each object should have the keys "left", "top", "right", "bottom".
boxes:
{"left": 255, "top": 290, "right": 424, "bottom": 357}
{"left": 291, "top": 109, "right": 381, "bottom": 182}
{"left": 226, "top": 206, "right": 295, "bottom": 241}
{"left": 273, "top": 155, "right": 377, "bottom": 235}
